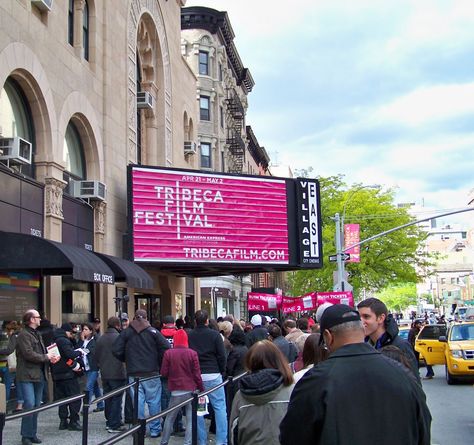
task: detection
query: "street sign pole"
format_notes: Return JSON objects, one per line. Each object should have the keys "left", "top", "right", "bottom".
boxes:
{"left": 334, "top": 213, "right": 346, "bottom": 292}
{"left": 334, "top": 206, "right": 474, "bottom": 294}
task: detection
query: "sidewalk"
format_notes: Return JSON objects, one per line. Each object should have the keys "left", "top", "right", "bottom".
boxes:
{"left": 1, "top": 407, "right": 215, "bottom": 445}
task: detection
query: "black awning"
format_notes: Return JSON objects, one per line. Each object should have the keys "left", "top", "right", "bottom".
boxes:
{"left": 94, "top": 252, "right": 153, "bottom": 289}
{"left": 0, "top": 231, "right": 115, "bottom": 284}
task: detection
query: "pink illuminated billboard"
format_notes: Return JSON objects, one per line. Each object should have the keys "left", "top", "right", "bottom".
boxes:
{"left": 130, "top": 167, "right": 290, "bottom": 264}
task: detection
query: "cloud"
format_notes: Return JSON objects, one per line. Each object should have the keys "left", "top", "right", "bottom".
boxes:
{"left": 184, "top": 0, "right": 474, "bottom": 220}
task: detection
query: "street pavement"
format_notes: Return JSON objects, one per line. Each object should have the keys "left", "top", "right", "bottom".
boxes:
{"left": 1, "top": 405, "right": 214, "bottom": 445}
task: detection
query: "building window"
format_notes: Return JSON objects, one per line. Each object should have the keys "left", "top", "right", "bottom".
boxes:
{"left": 218, "top": 63, "right": 223, "bottom": 81}
{"left": 63, "top": 121, "right": 86, "bottom": 194}
{"left": 68, "top": 0, "right": 74, "bottom": 46}
{"left": 199, "top": 51, "right": 209, "bottom": 75}
{"left": 200, "top": 96, "right": 210, "bottom": 121}
{"left": 83, "top": 0, "right": 89, "bottom": 60}
{"left": 220, "top": 151, "right": 225, "bottom": 172}
{"left": 201, "top": 143, "right": 211, "bottom": 168}
{"left": 0, "top": 78, "right": 35, "bottom": 178}
{"left": 220, "top": 106, "right": 224, "bottom": 128}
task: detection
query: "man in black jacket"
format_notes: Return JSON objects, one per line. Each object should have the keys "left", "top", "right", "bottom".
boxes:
{"left": 357, "top": 297, "right": 420, "bottom": 381}
{"left": 51, "top": 323, "right": 84, "bottom": 431}
{"left": 245, "top": 314, "right": 269, "bottom": 347}
{"left": 267, "top": 324, "right": 297, "bottom": 363}
{"left": 188, "top": 310, "right": 227, "bottom": 445}
{"left": 280, "top": 304, "right": 431, "bottom": 445}
{"left": 95, "top": 317, "right": 127, "bottom": 433}
{"left": 112, "top": 310, "right": 169, "bottom": 438}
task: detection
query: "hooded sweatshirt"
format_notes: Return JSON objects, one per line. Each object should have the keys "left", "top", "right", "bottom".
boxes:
{"left": 160, "top": 329, "right": 204, "bottom": 392}
{"left": 112, "top": 317, "right": 170, "bottom": 377}
{"left": 229, "top": 368, "right": 294, "bottom": 445}
{"left": 367, "top": 314, "right": 420, "bottom": 382}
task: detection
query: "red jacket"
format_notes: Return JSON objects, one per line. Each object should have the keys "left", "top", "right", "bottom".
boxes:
{"left": 160, "top": 346, "right": 204, "bottom": 392}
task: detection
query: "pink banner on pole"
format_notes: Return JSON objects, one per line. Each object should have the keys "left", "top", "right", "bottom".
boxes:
{"left": 344, "top": 223, "right": 360, "bottom": 263}
{"left": 131, "top": 167, "right": 290, "bottom": 263}
{"left": 247, "top": 292, "right": 282, "bottom": 312}
{"left": 316, "top": 291, "right": 354, "bottom": 307}
{"left": 282, "top": 292, "right": 317, "bottom": 314}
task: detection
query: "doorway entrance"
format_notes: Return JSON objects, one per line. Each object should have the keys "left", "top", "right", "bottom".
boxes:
{"left": 135, "top": 294, "right": 161, "bottom": 326}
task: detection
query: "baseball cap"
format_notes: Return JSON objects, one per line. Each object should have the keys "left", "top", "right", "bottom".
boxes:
{"left": 121, "top": 313, "right": 129, "bottom": 320}
{"left": 60, "top": 323, "right": 74, "bottom": 332}
{"left": 250, "top": 314, "right": 262, "bottom": 326}
{"left": 315, "top": 302, "right": 333, "bottom": 323}
{"left": 135, "top": 309, "right": 147, "bottom": 320}
{"left": 319, "top": 304, "right": 361, "bottom": 342}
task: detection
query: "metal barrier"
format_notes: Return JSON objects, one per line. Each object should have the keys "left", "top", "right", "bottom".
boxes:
{"left": 0, "top": 372, "right": 247, "bottom": 445}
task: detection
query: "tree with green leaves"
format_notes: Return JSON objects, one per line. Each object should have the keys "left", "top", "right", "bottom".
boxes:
{"left": 289, "top": 172, "right": 435, "bottom": 300}
{"left": 374, "top": 282, "right": 418, "bottom": 312}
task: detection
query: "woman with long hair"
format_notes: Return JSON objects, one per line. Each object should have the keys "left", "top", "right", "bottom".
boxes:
{"left": 78, "top": 323, "right": 104, "bottom": 412}
{"left": 293, "top": 333, "right": 329, "bottom": 383}
{"left": 229, "top": 340, "right": 294, "bottom": 445}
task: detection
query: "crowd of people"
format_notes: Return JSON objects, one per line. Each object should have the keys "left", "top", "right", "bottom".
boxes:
{"left": 1, "top": 297, "right": 432, "bottom": 445}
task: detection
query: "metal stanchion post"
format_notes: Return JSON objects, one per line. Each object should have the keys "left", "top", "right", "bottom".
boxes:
{"left": 133, "top": 378, "right": 139, "bottom": 425}
{"left": 191, "top": 390, "right": 199, "bottom": 445}
{"left": 137, "top": 419, "right": 147, "bottom": 445}
{"left": 0, "top": 382, "right": 5, "bottom": 445}
{"left": 82, "top": 390, "right": 90, "bottom": 445}
{"left": 226, "top": 377, "right": 234, "bottom": 445}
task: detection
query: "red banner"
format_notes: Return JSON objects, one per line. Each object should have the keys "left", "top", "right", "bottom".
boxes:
{"left": 282, "top": 292, "right": 317, "bottom": 314}
{"left": 316, "top": 291, "right": 354, "bottom": 307}
{"left": 248, "top": 291, "right": 354, "bottom": 313}
{"left": 247, "top": 292, "right": 282, "bottom": 312}
{"left": 344, "top": 223, "right": 360, "bottom": 263}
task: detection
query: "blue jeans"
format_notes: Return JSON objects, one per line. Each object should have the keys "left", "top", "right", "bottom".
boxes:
{"left": 129, "top": 376, "right": 162, "bottom": 436}
{"left": 86, "top": 370, "right": 104, "bottom": 409}
{"left": 0, "top": 366, "right": 12, "bottom": 400}
{"left": 198, "top": 376, "right": 227, "bottom": 445}
{"left": 18, "top": 377, "right": 44, "bottom": 439}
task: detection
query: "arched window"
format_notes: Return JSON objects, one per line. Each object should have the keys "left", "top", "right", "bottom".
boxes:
{"left": 63, "top": 121, "right": 86, "bottom": 194}
{"left": 0, "top": 78, "right": 35, "bottom": 177}
{"left": 83, "top": 0, "right": 89, "bottom": 60}
{"left": 68, "top": 0, "right": 74, "bottom": 46}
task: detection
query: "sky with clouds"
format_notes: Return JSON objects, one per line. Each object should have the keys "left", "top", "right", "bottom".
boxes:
{"left": 185, "top": 0, "right": 474, "bottom": 226}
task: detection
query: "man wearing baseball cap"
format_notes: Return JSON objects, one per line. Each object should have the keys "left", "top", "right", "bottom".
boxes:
{"left": 280, "top": 304, "right": 431, "bottom": 445}
{"left": 245, "top": 314, "right": 269, "bottom": 348}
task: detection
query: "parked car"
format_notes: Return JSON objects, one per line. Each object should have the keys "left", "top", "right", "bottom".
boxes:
{"left": 415, "top": 322, "right": 474, "bottom": 384}
{"left": 398, "top": 326, "right": 410, "bottom": 341}
{"left": 415, "top": 324, "right": 447, "bottom": 368}
{"left": 440, "top": 322, "right": 474, "bottom": 384}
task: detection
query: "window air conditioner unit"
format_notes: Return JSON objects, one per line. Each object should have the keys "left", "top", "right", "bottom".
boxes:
{"left": 184, "top": 141, "right": 197, "bottom": 155}
{"left": 137, "top": 91, "right": 154, "bottom": 110}
{"left": 31, "top": 0, "right": 53, "bottom": 12}
{"left": 72, "top": 180, "right": 106, "bottom": 201}
{"left": 0, "top": 136, "right": 32, "bottom": 165}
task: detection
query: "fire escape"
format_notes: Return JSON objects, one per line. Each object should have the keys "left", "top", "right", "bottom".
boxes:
{"left": 225, "top": 89, "right": 245, "bottom": 173}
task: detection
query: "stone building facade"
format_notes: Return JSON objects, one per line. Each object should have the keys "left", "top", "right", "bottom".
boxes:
{"left": 180, "top": 7, "right": 271, "bottom": 320}
{"left": 0, "top": 0, "right": 200, "bottom": 326}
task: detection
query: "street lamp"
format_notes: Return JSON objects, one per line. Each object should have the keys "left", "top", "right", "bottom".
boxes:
{"left": 333, "top": 184, "right": 380, "bottom": 292}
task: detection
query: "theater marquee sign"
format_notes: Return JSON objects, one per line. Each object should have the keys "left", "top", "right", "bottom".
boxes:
{"left": 128, "top": 166, "right": 322, "bottom": 273}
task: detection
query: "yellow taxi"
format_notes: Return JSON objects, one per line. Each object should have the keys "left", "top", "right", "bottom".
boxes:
{"left": 414, "top": 324, "right": 447, "bottom": 367}
{"left": 440, "top": 322, "right": 474, "bottom": 384}
{"left": 415, "top": 322, "right": 474, "bottom": 384}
